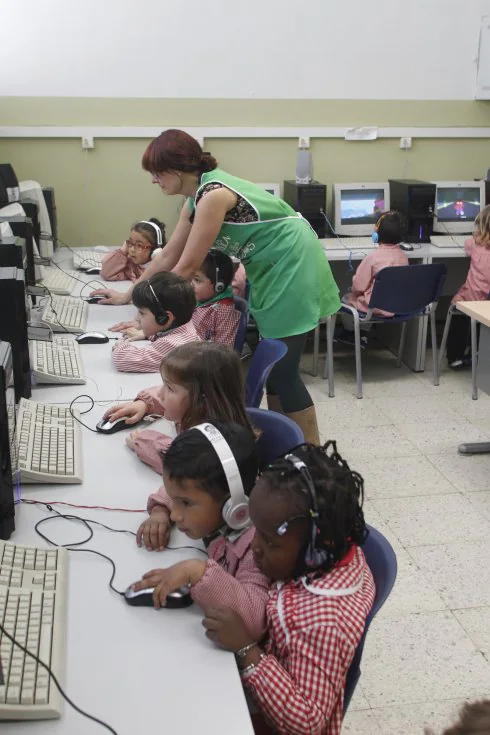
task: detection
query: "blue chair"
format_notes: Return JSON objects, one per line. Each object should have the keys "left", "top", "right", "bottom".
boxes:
{"left": 245, "top": 339, "right": 288, "bottom": 408}
{"left": 233, "top": 296, "right": 249, "bottom": 354}
{"left": 437, "top": 291, "right": 490, "bottom": 401}
{"left": 324, "top": 263, "right": 447, "bottom": 399}
{"left": 246, "top": 407, "right": 304, "bottom": 467}
{"left": 343, "top": 525, "right": 398, "bottom": 714}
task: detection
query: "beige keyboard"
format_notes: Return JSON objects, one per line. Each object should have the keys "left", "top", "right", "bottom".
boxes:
{"left": 30, "top": 339, "right": 86, "bottom": 385}
{"left": 17, "top": 398, "right": 83, "bottom": 484}
{"left": 38, "top": 268, "right": 79, "bottom": 296}
{"left": 430, "top": 235, "right": 467, "bottom": 248}
{"left": 40, "top": 296, "right": 88, "bottom": 334}
{"left": 72, "top": 249, "right": 104, "bottom": 271}
{"left": 0, "top": 540, "right": 68, "bottom": 720}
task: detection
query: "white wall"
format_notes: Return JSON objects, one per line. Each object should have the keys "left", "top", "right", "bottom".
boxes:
{"left": 0, "top": 0, "right": 488, "bottom": 100}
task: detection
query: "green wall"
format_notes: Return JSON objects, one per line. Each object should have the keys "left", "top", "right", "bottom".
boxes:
{"left": 1, "top": 97, "right": 490, "bottom": 247}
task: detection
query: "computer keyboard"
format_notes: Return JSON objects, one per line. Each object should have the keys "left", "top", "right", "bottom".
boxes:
{"left": 17, "top": 398, "right": 83, "bottom": 484}
{"left": 40, "top": 296, "right": 88, "bottom": 334}
{"left": 30, "top": 339, "right": 86, "bottom": 385}
{"left": 430, "top": 235, "right": 468, "bottom": 248}
{"left": 0, "top": 540, "right": 68, "bottom": 719}
{"left": 38, "top": 268, "right": 79, "bottom": 296}
{"left": 340, "top": 237, "right": 378, "bottom": 250}
{"left": 72, "top": 249, "right": 104, "bottom": 271}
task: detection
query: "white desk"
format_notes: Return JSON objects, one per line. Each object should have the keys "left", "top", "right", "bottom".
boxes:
{"left": 10, "top": 253, "right": 255, "bottom": 734}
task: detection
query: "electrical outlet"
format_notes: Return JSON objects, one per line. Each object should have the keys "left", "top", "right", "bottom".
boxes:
{"left": 81, "top": 136, "right": 94, "bottom": 150}
{"left": 298, "top": 136, "right": 310, "bottom": 149}
{"left": 399, "top": 137, "right": 412, "bottom": 150}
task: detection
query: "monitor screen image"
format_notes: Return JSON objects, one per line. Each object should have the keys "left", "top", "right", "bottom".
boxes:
{"left": 436, "top": 186, "right": 481, "bottom": 223}
{"left": 340, "top": 189, "right": 386, "bottom": 225}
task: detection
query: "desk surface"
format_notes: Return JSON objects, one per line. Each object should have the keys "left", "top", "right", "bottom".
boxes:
{"left": 12, "top": 252, "right": 254, "bottom": 735}
{"left": 457, "top": 300, "right": 490, "bottom": 328}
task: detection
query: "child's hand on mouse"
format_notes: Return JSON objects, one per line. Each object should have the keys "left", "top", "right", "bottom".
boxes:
{"left": 202, "top": 607, "right": 254, "bottom": 652}
{"left": 136, "top": 506, "right": 171, "bottom": 550}
{"left": 109, "top": 320, "right": 138, "bottom": 333}
{"left": 133, "top": 559, "right": 207, "bottom": 609}
{"left": 103, "top": 399, "right": 147, "bottom": 425}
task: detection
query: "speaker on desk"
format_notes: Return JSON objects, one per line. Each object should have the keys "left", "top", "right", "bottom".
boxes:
{"left": 42, "top": 187, "right": 58, "bottom": 251}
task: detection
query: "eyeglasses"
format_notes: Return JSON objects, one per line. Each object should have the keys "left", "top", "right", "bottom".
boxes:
{"left": 125, "top": 239, "right": 152, "bottom": 252}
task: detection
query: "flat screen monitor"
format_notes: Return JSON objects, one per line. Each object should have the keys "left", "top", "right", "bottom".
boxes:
{"left": 334, "top": 182, "right": 390, "bottom": 236}
{"left": 0, "top": 341, "right": 16, "bottom": 539}
{"left": 432, "top": 180, "right": 485, "bottom": 234}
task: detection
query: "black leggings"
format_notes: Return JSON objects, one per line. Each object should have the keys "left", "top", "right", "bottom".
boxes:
{"left": 265, "top": 332, "right": 313, "bottom": 413}
{"left": 446, "top": 314, "right": 480, "bottom": 363}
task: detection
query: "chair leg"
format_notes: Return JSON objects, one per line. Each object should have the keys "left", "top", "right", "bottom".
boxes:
{"left": 312, "top": 324, "right": 320, "bottom": 377}
{"left": 471, "top": 317, "right": 478, "bottom": 400}
{"left": 438, "top": 306, "right": 454, "bottom": 372}
{"left": 430, "top": 311, "right": 439, "bottom": 386}
{"left": 397, "top": 322, "right": 407, "bottom": 368}
{"left": 353, "top": 314, "right": 363, "bottom": 399}
{"left": 324, "top": 315, "right": 336, "bottom": 397}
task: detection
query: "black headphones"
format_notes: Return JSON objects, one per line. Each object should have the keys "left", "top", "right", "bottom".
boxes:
{"left": 148, "top": 282, "right": 169, "bottom": 326}
{"left": 208, "top": 249, "right": 225, "bottom": 294}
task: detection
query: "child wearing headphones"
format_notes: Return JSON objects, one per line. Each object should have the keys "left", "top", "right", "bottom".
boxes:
{"left": 111, "top": 272, "right": 199, "bottom": 373}
{"left": 202, "top": 441, "right": 375, "bottom": 735}
{"left": 336, "top": 210, "right": 408, "bottom": 348}
{"left": 100, "top": 218, "right": 166, "bottom": 282}
{"left": 191, "top": 249, "right": 240, "bottom": 346}
{"left": 130, "top": 420, "right": 269, "bottom": 640}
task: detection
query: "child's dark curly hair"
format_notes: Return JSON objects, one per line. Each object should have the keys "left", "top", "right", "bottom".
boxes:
{"left": 260, "top": 440, "right": 368, "bottom": 577}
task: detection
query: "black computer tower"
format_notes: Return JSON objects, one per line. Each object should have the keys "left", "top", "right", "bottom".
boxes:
{"left": 0, "top": 342, "right": 16, "bottom": 539}
{"left": 0, "top": 267, "right": 31, "bottom": 401}
{"left": 42, "top": 187, "right": 58, "bottom": 251}
{"left": 17, "top": 200, "right": 41, "bottom": 252}
{"left": 389, "top": 179, "right": 436, "bottom": 244}
{"left": 283, "top": 181, "right": 327, "bottom": 238}
{"left": 0, "top": 164, "right": 20, "bottom": 205}
{"left": 0, "top": 226, "right": 35, "bottom": 287}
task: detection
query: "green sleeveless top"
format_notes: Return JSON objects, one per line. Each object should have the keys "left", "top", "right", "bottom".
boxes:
{"left": 189, "top": 168, "right": 340, "bottom": 339}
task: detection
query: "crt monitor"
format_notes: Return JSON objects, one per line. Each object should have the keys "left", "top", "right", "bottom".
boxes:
{"left": 0, "top": 341, "right": 16, "bottom": 539}
{"left": 0, "top": 267, "right": 32, "bottom": 402}
{"left": 432, "top": 180, "right": 485, "bottom": 234}
{"left": 333, "top": 182, "right": 390, "bottom": 236}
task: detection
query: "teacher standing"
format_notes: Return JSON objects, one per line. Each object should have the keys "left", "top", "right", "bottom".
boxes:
{"left": 94, "top": 129, "right": 340, "bottom": 443}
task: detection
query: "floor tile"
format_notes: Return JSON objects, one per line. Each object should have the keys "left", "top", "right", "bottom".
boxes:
{"left": 372, "top": 394, "right": 462, "bottom": 424}
{"left": 362, "top": 455, "right": 458, "bottom": 499}
{"left": 347, "top": 684, "right": 370, "bottom": 711}
{"left": 342, "top": 709, "right": 381, "bottom": 733}
{"left": 377, "top": 548, "right": 447, "bottom": 617}
{"left": 408, "top": 539, "right": 490, "bottom": 609}
{"left": 416, "top": 369, "right": 476, "bottom": 395}
{"left": 371, "top": 699, "right": 464, "bottom": 735}
{"left": 396, "top": 419, "right": 487, "bottom": 455}
{"left": 319, "top": 425, "right": 419, "bottom": 461}
{"left": 453, "top": 607, "right": 490, "bottom": 656}
{"left": 315, "top": 397, "right": 392, "bottom": 430}
{"left": 444, "top": 392, "right": 490, "bottom": 422}
{"left": 370, "top": 494, "right": 490, "bottom": 547}
{"left": 360, "top": 611, "right": 490, "bottom": 707}
{"left": 429, "top": 452, "right": 490, "bottom": 493}
{"left": 464, "top": 490, "right": 490, "bottom": 522}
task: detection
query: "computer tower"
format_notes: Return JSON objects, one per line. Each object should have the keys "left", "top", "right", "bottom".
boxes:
{"left": 42, "top": 187, "right": 58, "bottom": 251}
{"left": 0, "top": 267, "right": 31, "bottom": 401}
{"left": 0, "top": 342, "right": 16, "bottom": 539}
{"left": 17, "top": 200, "right": 41, "bottom": 252}
{"left": 0, "top": 223, "right": 36, "bottom": 287}
{"left": 0, "top": 164, "right": 20, "bottom": 205}
{"left": 283, "top": 181, "right": 327, "bottom": 238}
{"left": 389, "top": 179, "right": 436, "bottom": 243}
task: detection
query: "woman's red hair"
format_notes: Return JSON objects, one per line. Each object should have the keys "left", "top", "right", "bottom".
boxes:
{"left": 142, "top": 129, "right": 217, "bottom": 175}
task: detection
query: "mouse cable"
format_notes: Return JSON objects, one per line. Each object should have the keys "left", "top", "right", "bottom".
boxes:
{"left": 46, "top": 259, "right": 106, "bottom": 301}
{"left": 21, "top": 498, "right": 146, "bottom": 512}
{"left": 34, "top": 286, "right": 71, "bottom": 336}
{"left": 69, "top": 394, "right": 100, "bottom": 433}
{"left": 0, "top": 621, "right": 118, "bottom": 734}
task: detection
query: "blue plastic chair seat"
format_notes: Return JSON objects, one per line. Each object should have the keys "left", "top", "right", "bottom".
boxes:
{"left": 246, "top": 407, "right": 304, "bottom": 467}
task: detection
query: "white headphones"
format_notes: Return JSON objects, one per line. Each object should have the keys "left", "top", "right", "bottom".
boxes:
{"left": 193, "top": 422, "right": 250, "bottom": 531}
{"left": 139, "top": 220, "right": 163, "bottom": 259}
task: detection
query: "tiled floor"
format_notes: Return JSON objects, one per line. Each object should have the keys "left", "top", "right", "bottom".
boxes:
{"left": 301, "top": 347, "right": 490, "bottom": 734}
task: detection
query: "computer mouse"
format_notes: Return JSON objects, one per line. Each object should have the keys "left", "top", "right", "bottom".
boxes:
{"left": 85, "top": 296, "right": 105, "bottom": 304}
{"left": 124, "top": 585, "right": 193, "bottom": 609}
{"left": 75, "top": 332, "right": 109, "bottom": 345}
{"left": 85, "top": 267, "right": 101, "bottom": 274}
{"left": 400, "top": 242, "right": 414, "bottom": 252}
{"left": 96, "top": 417, "right": 130, "bottom": 434}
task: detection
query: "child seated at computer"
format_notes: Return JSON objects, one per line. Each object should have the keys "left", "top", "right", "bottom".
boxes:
{"left": 130, "top": 420, "right": 268, "bottom": 640}
{"left": 111, "top": 272, "right": 198, "bottom": 373}
{"left": 202, "top": 441, "right": 375, "bottom": 735}
{"left": 100, "top": 218, "right": 166, "bottom": 282}
{"left": 191, "top": 250, "right": 240, "bottom": 346}
{"left": 446, "top": 205, "right": 490, "bottom": 369}
{"left": 336, "top": 210, "right": 409, "bottom": 348}
{"left": 104, "top": 342, "right": 252, "bottom": 478}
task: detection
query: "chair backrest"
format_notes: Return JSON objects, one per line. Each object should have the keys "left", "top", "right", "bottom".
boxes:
{"left": 343, "top": 525, "right": 397, "bottom": 714}
{"left": 368, "top": 263, "right": 447, "bottom": 315}
{"left": 245, "top": 339, "right": 288, "bottom": 408}
{"left": 246, "top": 407, "right": 304, "bottom": 467}
{"left": 233, "top": 296, "right": 249, "bottom": 353}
